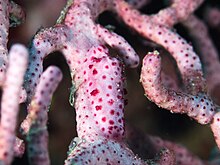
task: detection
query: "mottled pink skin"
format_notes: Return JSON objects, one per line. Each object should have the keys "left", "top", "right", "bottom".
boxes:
{"left": 25, "top": 0, "right": 139, "bottom": 141}
{"left": 65, "top": 138, "right": 146, "bottom": 165}
{"left": 211, "top": 112, "right": 220, "bottom": 151}
{"left": 114, "top": 0, "right": 206, "bottom": 94}
{"left": 65, "top": 46, "right": 126, "bottom": 142}
{"left": 24, "top": 0, "right": 139, "bottom": 164}
{"left": 0, "top": 0, "right": 25, "bottom": 86}
{"left": 24, "top": 25, "right": 70, "bottom": 101}
{"left": 25, "top": 0, "right": 139, "bottom": 102}
{"left": 21, "top": 66, "right": 62, "bottom": 165}
{"left": 182, "top": 15, "right": 220, "bottom": 98}
{"left": 0, "top": 44, "right": 28, "bottom": 165}
{"left": 0, "top": 0, "right": 9, "bottom": 86}
{"left": 140, "top": 51, "right": 215, "bottom": 124}
{"left": 150, "top": 0, "right": 204, "bottom": 27}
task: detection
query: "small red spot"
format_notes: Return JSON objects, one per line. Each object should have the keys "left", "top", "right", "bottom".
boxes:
{"left": 112, "top": 62, "right": 117, "bottom": 66}
{"left": 93, "top": 69, "right": 98, "bottom": 75}
{"left": 95, "top": 105, "right": 102, "bottom": 111}
{"left": 89, "top": 65, "right": 93, "bottom": 69}
{"left": 102, "top": 75, "right": 106, "bottom": 79}
{"left": 90, "top": 89, "right": 99, "bottom": 96}
{"left": 102, "top": 117, "right": 106, "bottom": 122}
{"left": 98, "top": 47, "right": 102, "bottom": 52}
{"left": 98, "top": 98, "right": 103, "bottom": 102}
{"left": 105, "top": 65, "right": 109, "bottom": 69}
{"left": 109, "top": 120, "right": 114, "bottom": 125}
{"left": 108, "top": 85, "right": 112, "bottom": 89}
{"left": 110, "top": 110, "right": 115, "bottom": 115}
{"left": 108, "top": 99, "right": 114, "bottom": 105}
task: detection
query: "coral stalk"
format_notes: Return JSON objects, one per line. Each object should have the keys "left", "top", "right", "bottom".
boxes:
{"left": 0, "top": 44, "right": 28, "bottom": 165}
{"left": 21, "top": 66, "right": 62, "bottom": 165}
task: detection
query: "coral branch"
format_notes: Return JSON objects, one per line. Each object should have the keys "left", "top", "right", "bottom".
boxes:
{"left": 150, "top": 0, "right": 204, "bottom": 27}
{"left": 65, "top": 137, "right": 146, "bottom": 165}
{"left": 0, "top": 0, "right": 9, "bottom": 86}
{"left": 182, "top": 15, "right": 220, "bottom": 101}
{"left": 21, "top": 66, "right": 62, "bottom": 165}
{"left": 140, "top": 51, "right": 215, "bottom": 124}
{"left": 0, "top": 44, "right": 28, "bottom": 165}
{"left": 24, "top": 25, "right": 69, "bottom": 101}
{"left": 114, "top": 0, "right": 206, "bottom": 94}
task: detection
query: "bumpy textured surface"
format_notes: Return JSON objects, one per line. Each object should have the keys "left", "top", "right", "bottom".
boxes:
{"left": 0, "top": 0, "right": 9, "bottom": 86}
{"left": 0, "top": 44, "right": 28, "bottom": 165}
{"left": 183, "top": 15, "right": 220, "bottom": 96}
{"left": 65, "top": 138, "right": 146, "bottom": 165}
{"left": 114, "top": 0, "right": 206, "bottom": 94}
{"left": 140, "top": 51, "right": 215, "bottom": 124}
{"left": 21, "top": 66, "right": 62, "bottom": 165}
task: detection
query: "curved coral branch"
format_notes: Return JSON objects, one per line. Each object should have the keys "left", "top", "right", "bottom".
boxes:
{"left": 0, "top": 0, "right": 10, "bottom": 86}
{"left": 24, "top": 24, "right": 69, "bottom": 101}
{"left": 21, "top": 66, "right": 62, "bottom": 165}
{"left": 65, "top": 137, "right": 146, "bottom": 165}
{"left": 0, "top": 44, "right": 28, "bottom": 165}
{"left": 140, "top": 51, "right": 215, "bottom": 124}
{"left": 113, "top": 0, "right": 206, "bottom": 94}
{"left": 149, "top": 0, "right": 204, "bottom": 27}
{"left": 182, "top": 15, "right": 220, "bottom": 101}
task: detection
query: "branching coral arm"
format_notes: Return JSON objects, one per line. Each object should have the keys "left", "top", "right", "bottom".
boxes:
{"left": 150, "top": 0, "right": 204, "bottom": 27}
{"left": 0, "top": 0, "right": 9, "bottom": 86}
{"left": 140, "top": 51, "right": 215, "bottom": 124}
{"left": 0, "top": 0, "right": 25, "bottom": 86}
{"left": 182, "top": 15, "right": 220, "bottom": 98}
{"left": 21, "top": 66, "right": 62, "bottom": 165}
{"left": 24, "top": 25, "right": 70, "bottom": 102}
{"left": 0, "top": 44, "right": 28, "bottom": 165}
{"left": 96, "top": 25, "right": 139, "bottom": 67}
{"left": 113, "top": 0, "right": 205, "bottom": 94}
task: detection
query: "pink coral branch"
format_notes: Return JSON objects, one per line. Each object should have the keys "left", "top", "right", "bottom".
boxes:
{"left": 21, "top": 66, "right": 62, "bottom": 165}
{"left": 140, "top": 51, "right": 215, "bottom": 124}
{"left": 65, "top": 137, "right": 146, "bottom": 165}
{"left": 0, "top": 44, "right": 28, "bottom": 165}
{"left": 182, "top": 15, "right": 220, "bottom": 100}
{"left": 24, "top": 25, "right": 70, "bottom": 101}
{"left": 114, "top": 0, "right": 206, "bottom": 94}
{"left": 149, "top": 0, "right": 204, "bottom": 27}
{"left": 0, "top": 0, "right": 10, "bottom": 86}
